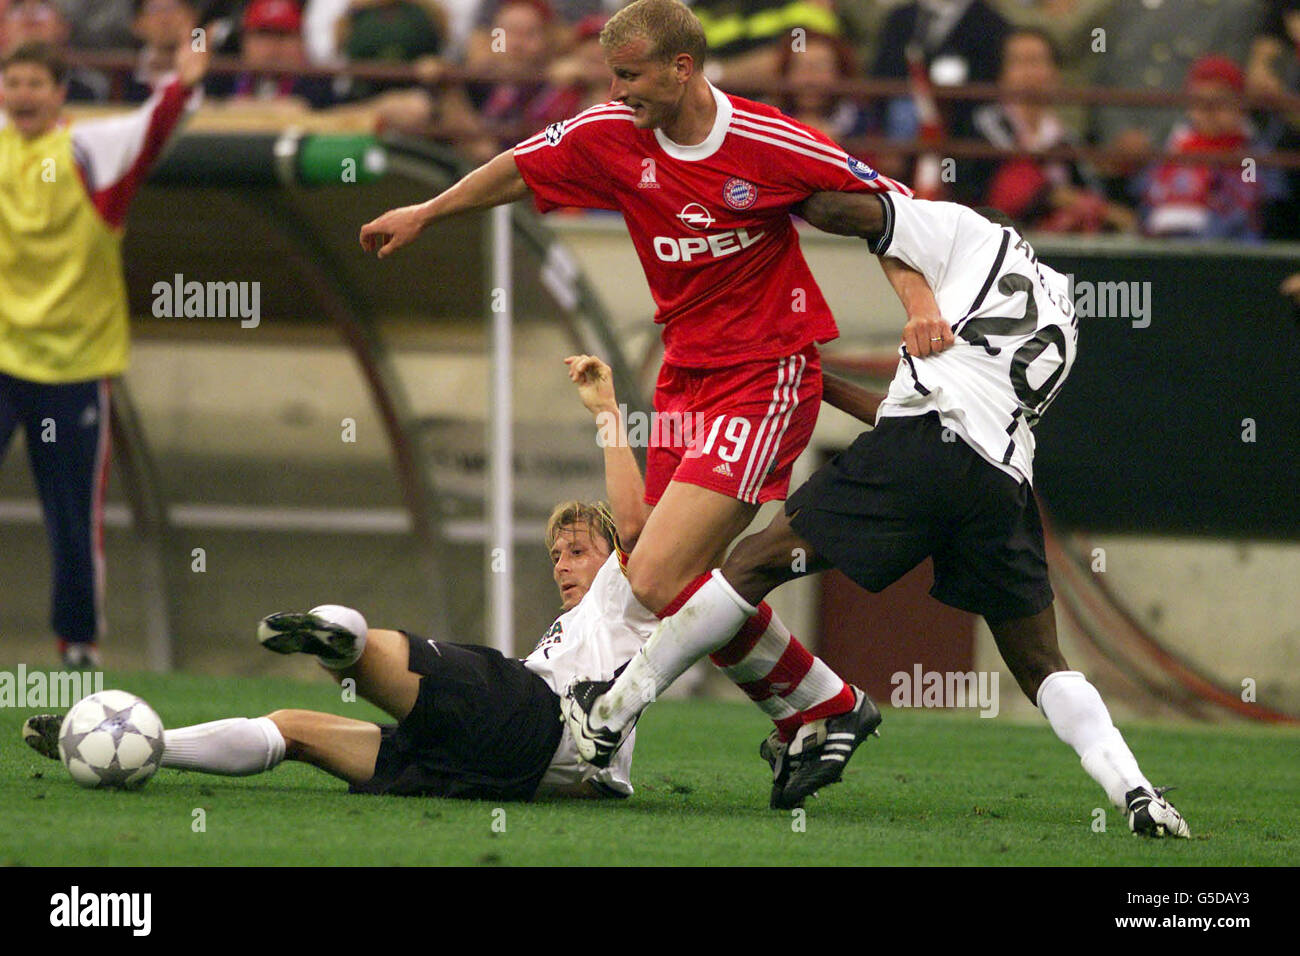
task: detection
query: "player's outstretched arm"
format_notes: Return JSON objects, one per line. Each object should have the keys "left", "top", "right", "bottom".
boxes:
{"left": 797, "top": 192, "right": 953, "bottom": 357}
{"left": 359, "top": 149, "right": 530, "bottom": 258}
{"left": 564, "top": 355, "right": 652, "bottom": 551}
{"left": 822, "top": 372, "right": 883, "bottom": 425}
{"left": 795, "top": 191, "right": 887, "bottom": 239}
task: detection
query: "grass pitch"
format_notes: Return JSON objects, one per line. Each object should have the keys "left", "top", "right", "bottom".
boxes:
{"left": 2, "top": 671, "right": 1296, "bottom": 866}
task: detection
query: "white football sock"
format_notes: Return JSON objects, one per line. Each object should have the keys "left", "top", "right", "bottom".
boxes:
{"left": 309, "top": 604, "right": 368, "bottom": 669}
{"left": 1037, "top": 670, "right": 1153, "bottom": 808}
{"left": 161, "top": 717, "right": 286, "bottom": 776}
{"left": 595, "top": 570, "right": 756, "bottom": 731}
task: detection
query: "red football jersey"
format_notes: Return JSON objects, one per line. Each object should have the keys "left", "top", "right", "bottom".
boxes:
{"left": 513, "top": 82, "right": 911, "bottom": 369}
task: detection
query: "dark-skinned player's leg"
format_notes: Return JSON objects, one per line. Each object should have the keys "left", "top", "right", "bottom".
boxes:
{"left": 720, "top": 507, "right": 831, "bottom": 607}
{"left": 719, "top": 509, "right": 882, "bottom": 808}
{"left": 991, "top": 603, "right": 1189, "bottom": 836}
{"left": 984, "top": 605, "right": 1067, "bottom": 703}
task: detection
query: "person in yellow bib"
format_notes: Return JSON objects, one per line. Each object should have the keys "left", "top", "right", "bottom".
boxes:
{"left": 0, "top": 39, "right": 208, "bottom": 669}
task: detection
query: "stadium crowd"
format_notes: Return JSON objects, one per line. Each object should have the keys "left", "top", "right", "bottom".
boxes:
{"left": 4, "top": 0, "right": 1299, "bottom": 239}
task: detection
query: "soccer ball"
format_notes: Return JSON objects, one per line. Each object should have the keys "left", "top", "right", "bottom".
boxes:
{"left": 58, "top": 690, "right": 165, "bottom": 790}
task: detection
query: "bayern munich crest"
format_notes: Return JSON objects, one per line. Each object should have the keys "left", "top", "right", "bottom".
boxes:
{"left": 722, "top": 177, "right": 758, "bottom": 210}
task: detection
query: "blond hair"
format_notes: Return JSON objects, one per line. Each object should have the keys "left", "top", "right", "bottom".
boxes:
{"left": 546, "top": 500, "right": 618, "bottom": 556}
{"left": 600, "top": 0, "right": 707, "bottom": 67}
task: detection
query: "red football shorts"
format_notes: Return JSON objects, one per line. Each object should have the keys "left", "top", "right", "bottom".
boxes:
{"left": 644, "top": 345, "right": 822, "bottom": 506}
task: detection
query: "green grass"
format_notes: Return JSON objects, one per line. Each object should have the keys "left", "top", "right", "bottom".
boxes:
{"left": 2, "top": 671, "right": 1296, "bottom": 866}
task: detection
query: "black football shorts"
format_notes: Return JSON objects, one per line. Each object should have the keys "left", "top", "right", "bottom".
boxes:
{"left": 786, "top": 411, "right": 1054, "bottom": 622}
{"left": 350, "top": 634, "right": 562, "bottom": 801}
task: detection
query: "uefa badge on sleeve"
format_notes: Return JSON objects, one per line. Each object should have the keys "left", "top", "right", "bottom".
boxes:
{"left": 723, "top": 177, "right": 758, "bottom": 210}
{"left": 545, "top": 121, "right": 565, "bottom": 146}
{"left": 846, "top": 156, "right": 880, "bottom": 183}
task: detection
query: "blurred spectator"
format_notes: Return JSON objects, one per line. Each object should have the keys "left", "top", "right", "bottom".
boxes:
{"left": 872, "top": 0, "right": 1009, "bottom": 150}
{"left": 464, "top": 0, "right": 568, "bottom": 79}
{"left": 1090, "top": 0, "right": 1265, "bottom": 156}
{"left": 208, "top": 0, "right": 336, "bottom": 107}
{"left": 467, "top": 0, "right": 561, "bottom": 130}
{"left": 341, "top": 0, "right": 446, "bottom": 62}
{"left": 4, "top": 0, "right": 109, "bottom": 100}
{"left": 692, "top": 0, "right": 845, "bottom": 88}
{"left": 309, "top": 0, "right": 482, "bottom": 63}
{"left": 776, "top": 30, "right": 870, "bottom": 141}
{"left": 326, "top": 0, "right": 499, "bottom": 160}
{"left": 52, "top": 0, "right": 137, "bottom": 50}
{"left": 1135, "top": 55, "right": 1280, "bottom": 240}
{"left": 991, "top": 0, "right": 1118, "bottom": 133}
{"left": 992, "top": 0, "right": 1116, "bottom": 83}
{"left": 832, "top": 0, "right": 886, "bottom": 72}
{"left": 965, "top": 27, "right": 1134, "bottom": 231}
{"left": 334, "top": 0, "right": 447, "bottom": 102}
{"left": 125, "top": 0, "right": 203, "bottom": 102}
{"left": 428, "top": 0, "right": 487, "bottom": 61}
{"left": 1248, "top": 0, "right": 1300, "bottom": 238}
{"left": 540, "top": 13, "right": 612, "bottom": 112}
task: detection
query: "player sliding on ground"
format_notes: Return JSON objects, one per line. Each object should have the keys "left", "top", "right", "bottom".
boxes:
{"left": 359, "top": 0, "right": 948, "bottom": 794}
{"left": 23, "top": 356, "right": 864, "bottom": 802}
{"left": 563, "top": 191, "right": 1192, "bottom": 837}
{"left": 21, "top": 359, "right": 658, "bottom": 799}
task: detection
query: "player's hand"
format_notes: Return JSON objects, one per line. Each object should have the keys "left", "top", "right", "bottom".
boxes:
{"left": 175, "top": 25, "right": 212, "bottom": 87}
{"left": 564, "top": 354, "right": 617, "bottom": 416}
{"left": 902, "top": 311, "right": 954, "bottom": 358}
{"left": 360, "top": 204, "right": 429, "bottom": 258}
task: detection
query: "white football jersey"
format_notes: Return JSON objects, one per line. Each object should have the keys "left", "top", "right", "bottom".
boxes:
{"left": 871, "top": 193, "right": 1078, "bottom": 484}
{"left": 524, "top": 551, "right": 658, "bottom": 798}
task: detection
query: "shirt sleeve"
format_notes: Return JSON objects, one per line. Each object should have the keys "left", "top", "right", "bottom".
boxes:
{"left": 769, "top": 113, "right": 913, "bottom": 198}
{"left": 512, "top": 111, "right": 622, "bottom": 213}
{"left": 70, "top": 77, "right": 200, "bottom": 229}
{"left": 869, "top": 193, "right": 966, "bottom": 292}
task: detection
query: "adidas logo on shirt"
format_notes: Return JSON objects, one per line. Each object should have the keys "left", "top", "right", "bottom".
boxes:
{"left": 712, "top": 462, "right": 734, "bottom": 478}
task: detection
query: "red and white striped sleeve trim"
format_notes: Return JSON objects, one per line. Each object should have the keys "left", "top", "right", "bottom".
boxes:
{"left": 730, "top": 106, "right": 913, "bottom": 196}
{"left": 514, "top": 102, "right": 635, "bottom": 156}
{"left": 70, "top": 78, "right": 198, "bottom": 230}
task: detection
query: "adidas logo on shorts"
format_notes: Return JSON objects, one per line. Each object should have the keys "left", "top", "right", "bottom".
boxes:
{"left": 712, "top": 462, "right": 734, "bottom": 478}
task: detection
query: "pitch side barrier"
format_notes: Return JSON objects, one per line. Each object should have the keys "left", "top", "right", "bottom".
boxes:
{"left": 1023, "top": 237, "right": 1299, "bottom": 541}
{"left": 101, "top": 132, "right": 646, "bottom": 670}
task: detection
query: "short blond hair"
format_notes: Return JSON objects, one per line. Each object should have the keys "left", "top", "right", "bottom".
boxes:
{"left": 600, "top": 0, "right": 707, "bottom": 67}
{"left": 546, "top": 500, "right": 618, "bottom": 556}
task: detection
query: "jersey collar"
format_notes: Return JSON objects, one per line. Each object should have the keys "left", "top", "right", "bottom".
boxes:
{"left": 654, "top": 80, "right": 732, "bottom": 162}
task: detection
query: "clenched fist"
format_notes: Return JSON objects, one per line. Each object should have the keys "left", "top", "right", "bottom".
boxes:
{"left": 903, "top": 311, "right": 955, "bottom": 358}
